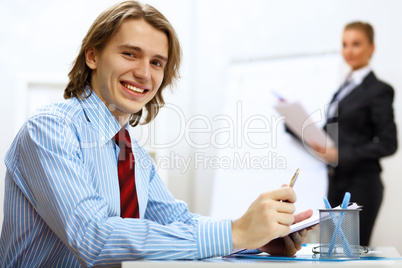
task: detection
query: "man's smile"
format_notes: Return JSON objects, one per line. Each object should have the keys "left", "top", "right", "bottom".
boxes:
{"left": 121, "top": 81, "right": 148, "bottom": 94}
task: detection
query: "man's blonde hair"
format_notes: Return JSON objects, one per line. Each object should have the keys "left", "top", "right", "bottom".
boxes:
{"left": 64, "top": 0, "right": 181, "bottom": 126}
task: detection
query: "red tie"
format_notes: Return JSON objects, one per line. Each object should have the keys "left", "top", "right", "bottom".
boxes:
{"left": 114, "top": 129, "right": 139, "bottom": 218}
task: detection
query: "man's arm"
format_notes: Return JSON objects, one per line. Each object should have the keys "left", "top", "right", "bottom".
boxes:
{"left": 143, "top": 161, "right": 233, "bottom": 258}
{"left": 145, "top": 165, "right": 312, "bottom": 257}
{"left": 11, "top": 113, "right": 312, "bottom": 265}
{"left": 13, "top": 114, "right": 232, "bottom": 266}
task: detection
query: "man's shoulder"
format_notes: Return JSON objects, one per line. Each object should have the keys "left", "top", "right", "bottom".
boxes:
{"left": 5, "top": 98, "right": 85, "bottom": 170}
{"left": 30, "top": 97, "right": 83, "bottom": 122}
{"left": 19, "top": 97, "right": 85, "bottom": 146}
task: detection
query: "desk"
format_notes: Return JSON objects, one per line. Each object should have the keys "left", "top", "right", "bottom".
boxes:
{"left": 122, "top": 245, "right": 402, "bottom": 268}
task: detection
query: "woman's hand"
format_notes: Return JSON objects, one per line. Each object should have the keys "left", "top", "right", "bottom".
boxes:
{"left": 308, "top": 142, "right": 338, "bottom": 164}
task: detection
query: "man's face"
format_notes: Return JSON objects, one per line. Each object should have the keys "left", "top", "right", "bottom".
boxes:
{"left": 86, "top": 19, "right": 168, "bottom": 124}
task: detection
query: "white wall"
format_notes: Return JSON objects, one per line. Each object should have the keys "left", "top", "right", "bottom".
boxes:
{"left": 1, "top": 0, "right": 401, "bottom": 253}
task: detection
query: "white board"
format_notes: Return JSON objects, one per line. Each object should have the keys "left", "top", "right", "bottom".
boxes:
{"left": 210, "top": 53, "right": 343, "bottom": 220}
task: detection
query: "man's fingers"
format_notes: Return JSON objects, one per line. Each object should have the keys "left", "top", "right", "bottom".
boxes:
{"left": 283, "top": 235, "right": 297, "bottom": 256}
{"left": 293, "top": 209, "right": 313, "bottom": 224}
{"left": 282, "top": 230, "right": 306, "bottom": 256}
{"left": 276, "top": 213, "right": 295, "bottom": 226}
{"left": 276, "top": 202, "right": 296, "bottom": 214}
{"left": 264, "top": 187, "right": 296, "bottom": 203}
{"left": 276, "top": 224, "right": 291, "bottom": 238}
{"left": 290, "top": 232, "right": 303, "bottom": 250}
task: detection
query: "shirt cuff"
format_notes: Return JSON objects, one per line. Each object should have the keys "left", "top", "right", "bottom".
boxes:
{"left": 197, "top": 220, "right": 233, "bottom": 259}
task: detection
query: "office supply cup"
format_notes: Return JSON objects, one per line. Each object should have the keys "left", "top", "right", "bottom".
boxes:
{"left": 316, "top": 209, "right": 362, "bottom": 259}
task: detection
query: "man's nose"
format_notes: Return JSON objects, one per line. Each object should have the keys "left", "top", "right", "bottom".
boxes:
{"left": 133, "top": 59, "right": 151, "bottom": 82}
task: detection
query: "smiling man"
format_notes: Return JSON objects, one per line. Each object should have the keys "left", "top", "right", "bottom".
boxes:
{"left": 86, "top": 19, "right": 168, "bottom": 123}
{"left": 0, "top": 1, "right": 312, "bottom": 267}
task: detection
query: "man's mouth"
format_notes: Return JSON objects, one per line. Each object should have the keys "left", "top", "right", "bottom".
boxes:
{"left": 121, "top": 82, "right": 147, "bottom": 94}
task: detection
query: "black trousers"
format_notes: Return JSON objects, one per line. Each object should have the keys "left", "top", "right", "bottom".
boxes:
{"left": 327, "top": 168, "right": 383, "bottom": 246}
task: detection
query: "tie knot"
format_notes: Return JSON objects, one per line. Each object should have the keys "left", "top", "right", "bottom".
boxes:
{"left": 114, "top": 129, "right": 132, "bottom": 149}
{"left": 343, "top": 76, "right": 353, "bottom": 88}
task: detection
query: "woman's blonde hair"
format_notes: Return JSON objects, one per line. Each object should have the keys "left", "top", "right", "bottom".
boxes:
{"left": 64, "top": 0, "right": 181, "bottom": 127}
{"left": 344, "top": 21, "right": 374, "bottom": 44}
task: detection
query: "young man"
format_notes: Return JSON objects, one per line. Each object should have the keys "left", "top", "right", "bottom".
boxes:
{"left": 0, "top": 1, "right": 312, "bottom": 267}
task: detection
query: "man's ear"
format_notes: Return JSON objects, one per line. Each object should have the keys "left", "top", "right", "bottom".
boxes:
{"left": 85, "top": 48, "right": 98, "bottom": 70}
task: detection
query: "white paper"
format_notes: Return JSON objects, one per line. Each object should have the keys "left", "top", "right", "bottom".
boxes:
{"left": 274, "top": 101, "right": 334, "bottom": 148}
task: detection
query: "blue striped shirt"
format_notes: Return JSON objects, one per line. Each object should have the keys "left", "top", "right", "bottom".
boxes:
{"left": 0, "top": 88, "right": 232, "bottom": 267}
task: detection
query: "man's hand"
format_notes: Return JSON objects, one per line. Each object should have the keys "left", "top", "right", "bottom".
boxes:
{"left": 258, "top": 209, "right": 314, "bottom": 256}
{"left": 231, "top": 187, "right": 296, "bottom": 250}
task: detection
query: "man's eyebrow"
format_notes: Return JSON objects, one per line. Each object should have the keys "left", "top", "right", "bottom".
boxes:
{"left": 118, "top": 44, "right": 168, "bottom": 62}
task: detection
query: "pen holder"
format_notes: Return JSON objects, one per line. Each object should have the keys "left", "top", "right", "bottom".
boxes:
{"left": 318, "top": 209, "right": 361, "bottom": 259}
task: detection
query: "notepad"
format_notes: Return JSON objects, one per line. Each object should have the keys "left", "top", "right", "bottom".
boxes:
{"left": 289, "top": 203, "right": 361, "bottom": 234}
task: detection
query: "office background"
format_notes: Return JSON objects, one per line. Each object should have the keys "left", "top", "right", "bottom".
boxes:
{"left": 1, "top": 0, "right": 401, "bottom": 253}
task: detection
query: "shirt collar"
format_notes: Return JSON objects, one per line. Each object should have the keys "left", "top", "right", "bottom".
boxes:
{"left": 348, "top": 65, "right": 371, "bottom": 86}
{"left": 78, "top": 86, "right": 124, "bottom": 145}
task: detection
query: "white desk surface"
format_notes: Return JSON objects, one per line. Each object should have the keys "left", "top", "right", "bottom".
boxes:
{"left": 123, "top": 245, "right": 402, "bottom": 268}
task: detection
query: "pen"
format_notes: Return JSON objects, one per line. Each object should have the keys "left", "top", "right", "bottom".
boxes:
{"left": 327, "top": 192, "right": 352, "bottom": 257}
{"left": 323, "top": 197, "right": 354, "bottom": 257}
{"left": 280, "top": 169, "right": 299, "bottom": 203}
{"left": 341, "top": 192, "right": 351, "bottom": 209}
{"left": 272, "top": 90, "right": 286, "bottom": 102}
{"left": 289, "top": 168, "right": 300, "bottom": 188}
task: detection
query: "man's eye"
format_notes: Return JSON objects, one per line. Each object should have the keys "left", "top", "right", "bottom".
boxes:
{"left": 152, "top": 60, "right": 162, "bottom": 67}
{"left": 123, "top": 52, "right": 134, "bottom": 57}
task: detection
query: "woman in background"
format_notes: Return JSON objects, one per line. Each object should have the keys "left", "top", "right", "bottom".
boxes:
{"left": 310, "top": 21, "right": 397, "bottom": 246}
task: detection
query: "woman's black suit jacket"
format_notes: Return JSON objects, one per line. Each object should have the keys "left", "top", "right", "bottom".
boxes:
{"left": 325, "top": 71, "right": 397, "bottom": 246}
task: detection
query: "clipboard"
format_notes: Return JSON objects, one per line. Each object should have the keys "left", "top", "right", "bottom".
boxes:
{"left": 274, "top": 101, "right": 334, "bottom": 148}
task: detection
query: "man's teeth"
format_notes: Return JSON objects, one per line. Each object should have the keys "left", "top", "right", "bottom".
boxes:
{"left": 123, "top": 83, "right": 145, "bottom": 93}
